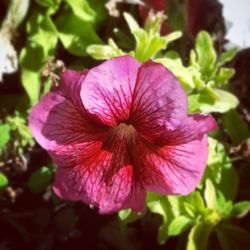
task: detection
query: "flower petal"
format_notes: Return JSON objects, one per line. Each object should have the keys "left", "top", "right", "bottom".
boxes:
{"left": 80, "top": 55, "right": 141, "bottom": 127}
{"left": 130, "top": 60, "right": 187, "bottom": 142}
{"left": 132, "top": 135, "right": 208, "bottom": 195}
{"left": 53, "top": 162, "right": 134, "bottom": 214}
{"left": 59, "top": 69, "right": 88, "bottom": 110}
{"left": 165, "top": 113, "right": 218, "bottom": 145}
{"left": 52, "top": 149, "right": 145, "bottom": 214}
{"left": 29, "top": 91, "right": 108, "bottom": 153}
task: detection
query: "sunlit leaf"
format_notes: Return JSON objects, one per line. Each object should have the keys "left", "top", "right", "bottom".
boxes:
{"left": 168, "top": 215, "right": 193, "bottom": 236}
{"left": 195, "top": 31, "right": 217, "bottom": 79}
{"left": 56, "top": 11, "right": 101, "bottom": 56}
{"left": 217, "top": 48, "right": 238, "bottom": 67}
{"left": 187, "top": 223, "right": 213, "bottom": 250}
{"left": 231, "top": 201, "right": 250, "bottom": 218}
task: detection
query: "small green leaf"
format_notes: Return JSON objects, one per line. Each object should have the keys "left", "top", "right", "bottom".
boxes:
{"left": 214, "top": 68, "right": 235, "bottom": 86}
{"left": 216, "top": 192, "right": 233, "bottom": 217}
{"left": 0, "top": 124, "right": 11, "bottom": 151}
{"left": 231, "top": 201, "right": 250, "bottom": 218}
{"left": 195, "top": 31, "right": 217, "bottom": 78}
{"left": 27, "top": 166, "right": 53, "bottom": 193}
{"left": 118, "top": 209, "right": 142, "bottom": 224}
{"left": 199, "top": 89, "right": 239, "bottom": 113}
{"left": 87, "top": 38, "right": 124, "bottom": 60}
{"left": 168, "top": 215, "right": 193, "bottom": 236}
{"left": 0, "top": 172, "right": 9, "bottom": 190}
{"left": 185, "top": 191, "right": 206, "bottom": 213}
{"left": 218, "top": 48, "right": 238, "bottom": 67}
{"left": 187, "top": 223, "right": 213, "bottom": 250}
{"left": 188, "top": 95, "right": 200, "bottom": 113}
{"left": 123, "top": 12, "right": 181, "bottom": 62}
{"left": 123, "top": 12, "right": 140, "bottom": 33}
{"left": 204, "top": 179, "right": 217, "bottom": 210}
{"left": 163, "top": 32, "right": 182, "bottom": 47}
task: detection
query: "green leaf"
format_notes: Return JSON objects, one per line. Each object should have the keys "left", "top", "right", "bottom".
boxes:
{"left": 156, "top": 51, "right": 195, "bottom": 92}
{"left": 168, "top": 215, "right": 193, "bottom": 236}
{"left": 185, "top": 191, "right": 206, "bottom": 214}
{"left": 6, "top": 113, "right": 34, "bottom": 148}
{"left": 204, "top": 179, "right": 217, "bottom": 210}
{"left": 218, "top": 48, "right": 238, "bottom": 67}
{"left": 216, "top": 192, "right": 233, "bottom": 217}
{"left": 0, "top": 172, "right": 9, "bottom": 190}
{"left": 35, "top": 0, "right": 61, "bottom": 14}
{"left": 214, "top": 68, "right": 235, "bottom": 86}
{"left": 198, "top": 89, "right": 239, "bottom": 113}
{"left": 123, "top": 12, "right": 140, "bottom": 33}
{"left": 87, "top": 38, "right": 124, "bottom": 60}
{"left": 222, "top": 109, "right": 250, "bottom": 145}
{"left": 231, "top": 201, "right": 250, "bottom": 218}
{"left": 65, "top": 0, "right": 96, "bottom": 23}
{"left": 205, "top": 138, "right": 239, "bottom": 200}
{"left": 195, "top": 31, "right": 217, "bottom": 78}
{"left": 147, "top": 193, "right": 175, "bottom": 244}
{"left": 26, "top": 12, "right": 58, "bottom": 56}
{"left": 187, "top": 223, "right": 213, "bottom": 250}
{"left": 20, "top": 12, "right": 57, "bottom": 104}
{"left": 0, "top": 124, "right": 11, "bottom": 151}
{"left": 118, "top": 209, "right": 142, "bottom": 224}
{"left": 20, "top": 60, "right": 42, "bottom": 105}
{"left": 123, "top": 12, "right": 181, "bottom": 62}
{"left": 56, "top": 11, "right": 101, "bottom": 56}
{"left": 27, "top": 166, "right": 53, "bottom": 193}
{"left": 188, "top": 95, "right": 200, "bottom": 113}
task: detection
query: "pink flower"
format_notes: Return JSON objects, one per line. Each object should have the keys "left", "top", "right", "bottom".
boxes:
{"left": 29, "top": 55, "right": 217, "bottom": 214}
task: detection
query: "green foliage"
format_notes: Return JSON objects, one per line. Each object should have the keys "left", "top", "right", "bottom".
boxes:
{"left": 6, "top": 113, "right": 34, "bottom": 151}
{"left": 187, "top": 223, "right": 213, "bottom": 250}
{"left": 87, "top": 38, "right": 125, "bottom": 60}
{"left": 20, "top": 10, "right": 58, "bottom": 104}
{"left": 158, "top": 31, "right": 238, "bottom": 114}
{"left": 20, "top": 0, "right": 103, "bottom": 104}
{"left": 222, "top": 109, "right": 250, "bottom": 145}
{"left": 55, "top": 9, "right": 101, "bottom": 57}
{"left": 231, "top": 201, "right": 250, "bottom": 218}
{"left": 1, "top": 2, "right": 248, "bottom": 249}
{"left": 87, "top": 12, "right": 181, "bottom": 62}
{"left": 0, "top": 172, "right": 9, "bottom": 190}
{"left": 205, "top": 138, "right": 239, "bottom": 200}
{"left": 27, "top": 166, "right": 53, "bottom": 193}
{"left": 0, "top": 124, "right": 11, "bottom": 152}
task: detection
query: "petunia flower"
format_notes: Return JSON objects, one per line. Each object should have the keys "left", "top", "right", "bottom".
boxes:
{"left": 29, "top": 55, "right": 217, "bottom": 214}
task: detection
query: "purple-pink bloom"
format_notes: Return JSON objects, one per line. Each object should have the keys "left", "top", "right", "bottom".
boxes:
{"left": 29, "top": 55, "right": 217, "bottom": 214}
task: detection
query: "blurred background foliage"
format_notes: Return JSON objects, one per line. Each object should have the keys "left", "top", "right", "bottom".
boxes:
{"left": 0, "top": 0, "right": 250, "bottom": 250}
